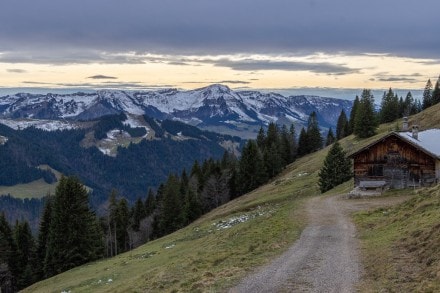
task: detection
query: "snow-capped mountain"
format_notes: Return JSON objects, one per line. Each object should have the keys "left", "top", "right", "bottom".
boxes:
{"left": 0, "top": 84, "right": 352, "bottom": 137}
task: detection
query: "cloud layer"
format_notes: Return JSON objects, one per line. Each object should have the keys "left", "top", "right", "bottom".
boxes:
{"left": 0, "top": 0, "right": 439, "bottom": 64}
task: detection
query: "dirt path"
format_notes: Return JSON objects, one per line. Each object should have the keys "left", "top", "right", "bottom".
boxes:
{"left": 230, "top": 194, "right": 409, "bottom": 293}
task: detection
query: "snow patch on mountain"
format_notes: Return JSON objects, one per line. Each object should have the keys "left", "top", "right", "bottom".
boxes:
{"left": 0, "top": 118, "right": 77, "bottom": 131}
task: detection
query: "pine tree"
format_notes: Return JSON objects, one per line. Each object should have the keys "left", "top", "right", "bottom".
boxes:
{"left": 318, "top": 142, "right": 352, "bottom": 193}
{"left": 354, "top": 89, "right": 378, "bottom": 138}
{"left": 182, "top": 187, "right": 203, "bottom": 224}
{"left": 336, "top": 110, "right": 349, "bottom": 140}
{"left": 116, "top": 198, "right": 130, "bottom": 252}
{"left": 36, "top": 197, "right": 52, "bottom": 279}
{"left": 158, "top": 174, "right": 183, "bottom": 235}
{"left": 325, "top": 128, "right": 335, "bottom": 146}
{"left": 348, "top": 95, "right": 360, "bottom": 135}
{"left": 279, "top": 124, "right": 292, "bottom": 166}
{"left": 404, "top": 92, "right": 414, "bottom": 115}
{"left": 380, "top": 88, "right": 400, "bottom": 123}
{"left": 14, "top": 221, "right": 36, "bottom": 289}
{"left": 131, "top": 197, "right": 146, "bottom": 232}
{"left": 432, "top": 75, "right": 440, "bottom": 105}
{"left": 238, "top": 140, "right": 267, "bottom": 194}
{"left": 145, "top": 188, "right": 156, "bottom": 216}
{"left": 306, "top": 111, "right": 323, "bottom": 152}
{"left": 44, "top": 176, "right": 103, "bottom": 277}
{"left": 422, "top": 79, "right": 433, "bottom": 109}
{"left": 0, "top": 212, "right": 17, "bottom": 293}
{"left": 256, "top": 126, "right": 266, "bottom": 149}
{"left": 289, "top": 124, "right": 297, "bottom": 162}
{"left": 297, "top": 127, "right": 309, "bottom": 156}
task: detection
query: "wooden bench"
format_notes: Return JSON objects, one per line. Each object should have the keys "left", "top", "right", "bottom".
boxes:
{"left": 359, "top": 180, "right": 387, "bottom": 191}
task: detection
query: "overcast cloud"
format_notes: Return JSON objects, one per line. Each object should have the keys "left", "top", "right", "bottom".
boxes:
{"left": 0, "top": 0, "right": 439, "bottom": 63}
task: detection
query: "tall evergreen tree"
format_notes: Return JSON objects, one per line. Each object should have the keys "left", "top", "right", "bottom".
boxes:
{"left": 279, "top": 125, "right": 293, "bottom": 166}
{"left": 157, "top": 174, "right": 183, "bottom": 235}
{"left": 404, "top": 91, "right": 415, "bottom": 115}
{"left": 13, "top": 221, "right": 35, "bottom": 289}
{"left": 256, "top": 126, "right": 266, "bottom": 149}
{"left": 238, "top": 140, "right": 267, "bottom": 194}
{"left": 318, "top": 142, "right": 352, "bottom": 193}
{"left": 36, "top": 197, "right": 52, "bottom": 279}
{"left": 325, "top": 128, "right": 335, "bottom": 146}
{"left": 354, "top": 89, "right": 378, "bottom": 138}
{"left": 132, "top": 197, "right": 147, "bottom": 232}
{"left": 0, "top": 212, "right": 16, "bottom": 293}
{"left": 348, "top": 95, "right": 360, "bottom": 135}
{"left": 432, "top": 75, "right": 440, "bottom": 105}
{"left": 306, "top": 111, "right": 323, "bottom": 152}
{"left": 289, "top": 124, "right": 297, "bottom": 162}
{"left": 145, "top": 188, "right": 156, "bottom": 216}
{"left": 44, "top": 176, "right": 103, "bottom": 277}
{"left": 380, "top": 88, "right": 399, "bottom": 123}
{"left": 297, "top": 127, "right": 309, "bottom": 156}
{"left": 422, "top": 79, "right": 433, "bottom": 109}
{"left": 336, "top": 110, "right": 349, "bottom": 140}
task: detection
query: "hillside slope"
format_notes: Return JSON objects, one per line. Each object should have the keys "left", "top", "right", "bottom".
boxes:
{"left": 355, "top": 186, "right": 440, "bottom": 291}
{"left": 24, "top": 104, "right": 440, "bottom": 292}
{"left": 23, "top": 143, "right": 331, "bottom": 292}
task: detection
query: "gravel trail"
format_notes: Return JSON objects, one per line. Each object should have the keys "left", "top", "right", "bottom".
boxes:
{"left": 230, "top": 194, "right": 407, "bottom": 293}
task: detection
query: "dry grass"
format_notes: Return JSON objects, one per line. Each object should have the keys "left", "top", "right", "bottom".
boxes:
{"left": 354, "top": 186, "right": 440, "bottom": 292}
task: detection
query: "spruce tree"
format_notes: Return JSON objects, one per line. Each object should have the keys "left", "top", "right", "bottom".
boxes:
{"left": 348, "top": 95, "right": 360, "bottom": 135}
{"left": 306, "top": 111, "right": 323, "bottom": 152}
{"left": 132, "top": 197, "right": 146, "bottom": 232}
{"left": 36, "top": 197, "right": 52, "bottom": 279}
{"left": 14, "top": 221, "right": 35, "bottom": 289}
{"left": 44, "top": 176, "right": 103, "bottom": 277}
{"left": 0, "top": 212, "right": 16, "bottom": 293}
{"left": 297, "top": 127, "right": 309, "bottom": 156}
{"left": 158, "top": 174, "right": 183, "bottom": 235}
{"left": 380, "top": 88, "right": 399, "bottom": 123}
{"left": 336, "top": 110, "right": 349, "bottom": 140}
{"left": 279, "top": 124, "right": 292, "bottom": 166}
{"left": 422, "top": 79, "right": 433, "bottom": 109}
{"left": 432, "top": 75, "right": 440, "bottom": 105}
{"left": 289, "top": 124, "right": 297, "bottom": 162}
{"left": 318, "top": 142, "right": 352, "bottom": 193}
{"left": 404, "top": 92, "right": 414, "bottom": 115}
{"left": 145, "top": 189, "right": 156, "bottom": 216}
{"left": 238, "top": 140, "right": 266, "bottom": 194}
{"left": 325, "top": 128, "right": 335, "bottom": 146}
{"left": 354, "top": 89, "right": 378, "bottom": 138}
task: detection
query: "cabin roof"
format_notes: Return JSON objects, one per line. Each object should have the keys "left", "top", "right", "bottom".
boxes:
{"left": 348, "top": 129, "right": 440, "bottom": 160}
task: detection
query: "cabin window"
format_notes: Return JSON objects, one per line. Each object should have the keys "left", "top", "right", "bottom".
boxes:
{"left": 368, "top": 165, "right": 383, "bottom": 176}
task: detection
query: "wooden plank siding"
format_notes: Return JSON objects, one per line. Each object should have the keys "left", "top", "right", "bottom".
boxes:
{"left": 351, "top": 134, "right": 437, "bottom": 189}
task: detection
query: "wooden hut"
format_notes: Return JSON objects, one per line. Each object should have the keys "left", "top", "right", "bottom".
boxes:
{"left": 349, "top": 128, "right": 440, "bottom": 189}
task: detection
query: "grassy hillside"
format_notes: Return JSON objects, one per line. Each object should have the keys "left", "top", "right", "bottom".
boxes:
{"left": 23, "top": 148, "right": 330, "bottom": 293}
{"left": 24, "top": 103, "right": 440, "bottom": 292}
{"left": 355, "top": 185, "right": 440, "bottom": 291}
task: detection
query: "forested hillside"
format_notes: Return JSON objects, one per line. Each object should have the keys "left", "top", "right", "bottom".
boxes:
{"left": 0, "top": 114, "right": 241, "bottom": 212}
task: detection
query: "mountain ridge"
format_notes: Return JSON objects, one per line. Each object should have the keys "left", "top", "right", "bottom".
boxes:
{"left": 0, "top": 84, "right": 352, "bottom": 137}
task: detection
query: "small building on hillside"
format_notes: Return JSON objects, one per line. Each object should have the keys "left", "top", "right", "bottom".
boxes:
{"left": 349, "top": 126, "right": 440, "bottom": 189}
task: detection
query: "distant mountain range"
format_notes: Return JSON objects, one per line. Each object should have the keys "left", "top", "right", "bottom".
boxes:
{"left": 0, "top": 84, "right": 352, "bottom": 138}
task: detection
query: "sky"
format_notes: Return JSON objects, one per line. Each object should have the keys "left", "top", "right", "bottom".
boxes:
{"left": 0, "top": 0, "right": 439, "bottom": 99}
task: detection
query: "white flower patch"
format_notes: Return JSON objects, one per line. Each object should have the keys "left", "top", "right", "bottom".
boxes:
{"left": 165, "top": 244, "right": 176, "bottom": 249}
{"left": 297, "top": 172, "right": 309, "bottom": 177}
{"left": 213, "top": 206, "right": 275, "bottom": 230}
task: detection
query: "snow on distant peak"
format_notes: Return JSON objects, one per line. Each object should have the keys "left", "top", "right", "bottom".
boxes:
{"left": 0, "top": 118, "right": 77, "bottom": 131}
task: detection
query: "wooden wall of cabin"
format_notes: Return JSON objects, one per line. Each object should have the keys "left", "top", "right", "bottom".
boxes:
{"left": 352, "top": 135, "right": 436, "bottom": 188}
